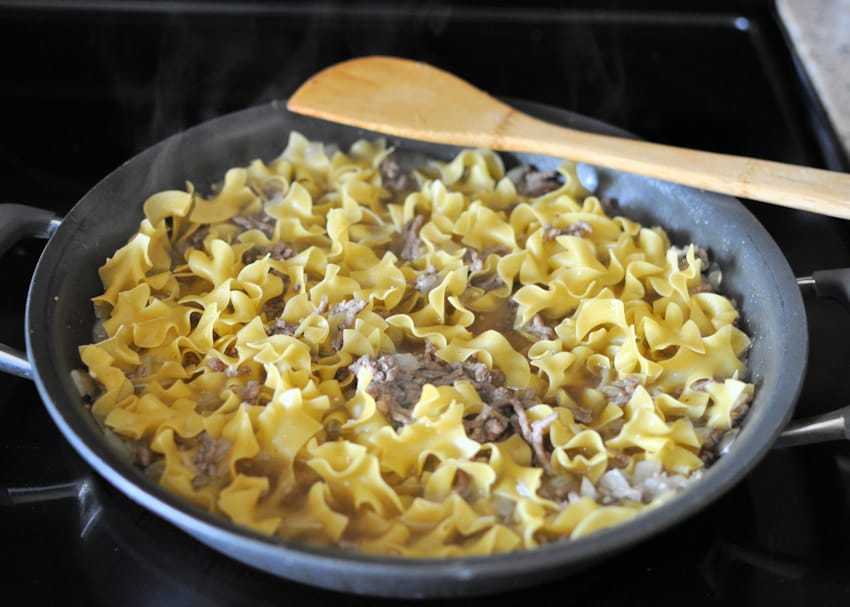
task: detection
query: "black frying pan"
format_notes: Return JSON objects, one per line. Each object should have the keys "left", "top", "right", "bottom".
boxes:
{"left": 1, "top": 99, "right": 847, "bottom": 598}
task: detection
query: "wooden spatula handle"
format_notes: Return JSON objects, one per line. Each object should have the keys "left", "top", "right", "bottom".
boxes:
{"left": 500, "top": 112, "right": 850, "bottom": 218}
{"left": 289, "top": 56, "right": 850, "bottom": 219}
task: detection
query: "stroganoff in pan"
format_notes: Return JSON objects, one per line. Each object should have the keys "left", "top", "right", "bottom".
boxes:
{"left": 75, "top": 133, "right": 753, "bottom": 557}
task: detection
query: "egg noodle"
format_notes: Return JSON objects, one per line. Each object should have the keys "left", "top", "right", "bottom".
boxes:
{"left": 77, "top": 132, "right": 753, "bottom": 557}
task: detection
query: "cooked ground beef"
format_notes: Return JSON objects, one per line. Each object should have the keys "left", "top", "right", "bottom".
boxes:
{"left": 464, "top": 248, "right": 486, "bottom": 273}
{"left": 672, "top": 245, "right": 720, "bottom": 294}
{"left": 463, "top": 403, "right": 512, "bottom": 443}
{"left": 470, "top": 272, "right": 504, "bottom": 292}
{"left": 330, "top": 299, "right": 368, "bottom": 328}
{"left": 569, "top": 407, "right": 594, "bottom": 424}
{"left": 599, "top": 376, "right": 641, "bottom": 405}
{"left": 514, "top": 407, "right": 558, "bottom": 472}
{"left": 699, "top": 428, "right": 726, "bottom": 463}
{"left": 330, "top": 299, "right": 368, "bottom": 350}
{"left": 207, "top": 361, "right": 262, "bottom": 402}
{"left": 463, "top": 247, "right": 509, "bottom": 291}
{"left": 730, "top": 401, "right": 750, "bottom": 424}
{"left": 263, "top": 295, "right": 287, "bottom": 320}
{"left": 398, "top": 214, "right": 425, "bottom": 261}
{"left": 689, "top": 282, "right": 714, "bottom": 294}
{"left": 267, "top": 319, "right": 299, "bottom": 336}
{"left": 452, "top": 468, "right": 475, "bottom": 501}
{"left": 463, "top": 246, "right": 510, "bottom": 273}
{"left": 257, "top": 178, "right": 285, "bottom": 201}
{"left": 523, "top": 314, "right": 556, "bottom": 340}
{"left": 673, "top": 244, "right": 710, "bottom": 271}
{"left": 192, "top": 431, "right": 232, "bottom": 488}
{"left": 349, "top": 353, "right": 418, "bottom": 428}
{"left": 349, "top": 342, "right": 508, "bottom": 430}
{"left": 324, "top": 418, "right": 342, "bottom": 441}
{"left": 380, "top": 155, "right": 410, "bottom": 192}
{"left": 128, "top": 365, "right": 147, "bottom": 379}
{"left": 193, "top": 431, "right": 220, "bottom": 477}
{"left": 606, "top": 448, "right": 631, "bottom": 469}
{"left": 348, "top": 341, "right": 565, "bottom": 472}
{"left": 506, "top": 164, "right": 563, "bottom": 197}
{"left": 240, "top": 380, "right": 262, "bottom": 405}
{"left": 413, "top": 265, "right": 440, "bottom": 293}
{"left": 313, "top": 296, "right": 330, "bottom": 316}
{"left": 225, "top": 364, "right": 250, "bottom": 378}
{"left": 231, "top": 212, "right": 276, "bottom": 239}
{"left": 208, "top": 358, "right": 227, "bottom": 372}
{"left": 242, "top": 241, "right": 295, "bottom": 264}
{"left": 133, "top": 440, "right": 155, "bottom": 468}
{"left": 689, "top": 378, "right": 718, "bottom": 392}
{"left": 542, "top": 220, "right": 593, "bottom": 240}
{"left": 538, "top": 474, "right": 580, "bottom": 503}
{"left": 187, "top": 225, "right": 210, "bottom": 249}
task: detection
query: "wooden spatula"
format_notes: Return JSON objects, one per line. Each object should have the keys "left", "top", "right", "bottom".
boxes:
{"left": 288, "top": 55, "right": 850, "bottom": 219}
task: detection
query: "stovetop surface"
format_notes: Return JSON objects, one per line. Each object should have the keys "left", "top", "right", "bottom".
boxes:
{"left": 1, "top": 2, "right": 849, "bottom": 604}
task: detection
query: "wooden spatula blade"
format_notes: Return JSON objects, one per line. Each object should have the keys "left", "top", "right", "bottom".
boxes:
{"left": 288, "top": 56, "right": 517, "bottom": 149}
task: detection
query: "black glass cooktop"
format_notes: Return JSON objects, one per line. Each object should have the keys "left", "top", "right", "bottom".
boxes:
{"left": 2, "top": 1, "right": 849, "bottom": 604}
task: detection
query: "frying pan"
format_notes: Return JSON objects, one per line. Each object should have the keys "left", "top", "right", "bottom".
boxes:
{"left": 1, "top": 99, "right": 848, "bottom": 598}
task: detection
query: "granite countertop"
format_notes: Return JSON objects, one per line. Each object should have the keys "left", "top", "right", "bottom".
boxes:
{"left": 777, "top": 0, "right": 850, "bottom": 162}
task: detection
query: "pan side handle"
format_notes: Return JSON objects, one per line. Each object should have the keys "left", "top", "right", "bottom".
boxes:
{"left": 774, "top": 405, "right": 850, "bottom": 448}
{"left": 770, "top": 271, "right": 850, "bottom": 448}
{"left": 0, "top": 204, "right": 61, "bottom": 379}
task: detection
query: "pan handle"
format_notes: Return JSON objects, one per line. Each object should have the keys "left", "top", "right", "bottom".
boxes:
{"left": 774, "top": 405, "right": 850, "bottom": 448}
{"left": 769, "top": 270, "right": 850, "bottom": 448}
{"left": 0, "top": 203, "right": 61, "bottom": 380}
{"left": 0, "top": 203, "right": 59, "bottom": 258}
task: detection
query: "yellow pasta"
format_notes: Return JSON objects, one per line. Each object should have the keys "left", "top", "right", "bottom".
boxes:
{"left": 78, "top": 131, "right": 753, "bottom": 557}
